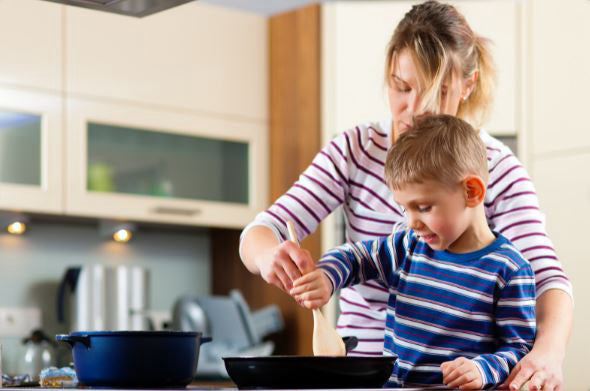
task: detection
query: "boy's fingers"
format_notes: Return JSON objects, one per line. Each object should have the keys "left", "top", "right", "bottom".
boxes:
{"left": 303, "top": 299, "right": 325, "bottom": 309}
{"left": 443, "top": 360, "right": 467, "bottom": 385}
{"left": 294, "top": 290, "right": 327, "bottom": 302}
{"left": 292, "top": 273, "right": 315, "bottom": 287}
{"left": 459, "top": 378, "right": 480, "bottom": 390}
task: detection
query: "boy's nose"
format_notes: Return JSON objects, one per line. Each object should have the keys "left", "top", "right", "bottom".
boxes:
{"left": 407, "top": 214, "right": 422, "bottom": 230}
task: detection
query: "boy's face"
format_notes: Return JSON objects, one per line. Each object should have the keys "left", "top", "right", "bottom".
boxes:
{"left": 393, "top": 180, "right": 472, "bottom": 252}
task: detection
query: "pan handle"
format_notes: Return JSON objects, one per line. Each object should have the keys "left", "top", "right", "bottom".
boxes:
{"left": 200, "top": 337, "right": 212, "bottom": 345}
{"left": 56, "top": 334, "right": 91, "bottom": 348}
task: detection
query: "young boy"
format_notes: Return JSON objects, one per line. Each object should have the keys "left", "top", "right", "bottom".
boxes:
{"left": 290, "top": 114, "right": 536, "bottom": 389}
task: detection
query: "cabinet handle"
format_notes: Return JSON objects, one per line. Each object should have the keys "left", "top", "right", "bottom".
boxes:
{"left": 150, "top": 206, "right": 201, "bottom": 216}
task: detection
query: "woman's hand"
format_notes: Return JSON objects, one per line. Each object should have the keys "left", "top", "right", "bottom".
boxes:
{"left": 501, "top": 347, "right": 564, "bottom": 391}
{"left": 290, "top": 269, "right": 333, "bottom": 309}
{"left": 255, "top": 240, "right": 314, "bottom": 292}
{"left": 441, "top": 357, "right": 483, "bottom": 390}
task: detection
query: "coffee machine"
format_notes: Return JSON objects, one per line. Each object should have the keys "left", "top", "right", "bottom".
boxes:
{"left": 57, "top": 265, "right": 150, "bottom": 331}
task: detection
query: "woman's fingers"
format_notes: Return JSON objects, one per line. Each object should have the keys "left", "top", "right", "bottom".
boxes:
{"left": 285, "top": 241, "right": 314, "bottom": 274}
{"left": 506, "top": 363, "right": 534, "bottom": 391}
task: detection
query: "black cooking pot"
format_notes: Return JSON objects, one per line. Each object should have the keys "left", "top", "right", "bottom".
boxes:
{"left": 223, "top": 355, "right": 396, "bottom": 389}
{"left": 56, "top": 331, "right": 210, "bottom": 388}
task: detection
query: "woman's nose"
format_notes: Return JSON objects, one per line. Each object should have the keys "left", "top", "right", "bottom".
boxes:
{"left": 407, "top": 91, "right": 420, "bottom": 115}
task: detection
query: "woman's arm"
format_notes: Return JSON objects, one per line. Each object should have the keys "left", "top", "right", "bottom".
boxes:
{"left": 483, "top": 137, "right": 573, "bottom": 390}
{"left": 238, "top": 130, "right": 352, "bottom": 291}
{"left": 240, "top": 225, "right": 313, "bottom": 292}
{"left": 503, "top": 289, "right": 573, "bottom": 391}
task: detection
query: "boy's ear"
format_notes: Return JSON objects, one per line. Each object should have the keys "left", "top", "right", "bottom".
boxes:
{"left": 462, "top": 175, "right": 486, "bottom": 207}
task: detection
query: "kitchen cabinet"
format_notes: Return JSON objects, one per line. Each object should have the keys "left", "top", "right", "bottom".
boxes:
{"left": 321, "top": 0, "right": 520, "bottom": 137}
{"left": 0, "top": 86, "right": 64, "bottom": 213}
{"left": 532, "top": 152, "right": 589, "bottom": 388}
{"left": 65, "top": 96, "right": 267, "bottom": 228}
{"left": 528, "top": 0, "right": 590, "bottom": 155}
{"left": 0, "top": 0, "right": 63, "bottom": 91}
{"left": 64, "top": 2, "right": 267, "bottom": 122}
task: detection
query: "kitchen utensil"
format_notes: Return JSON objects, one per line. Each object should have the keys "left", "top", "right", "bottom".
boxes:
{"left": 343, "top": 336, "right": 358, "bottom": 353}
{"left": 223, "top": 355, "right": 395, "bottom": 389}
{"left": 286, "top": 221, "right": 345, "bottom": 356}
{"left": 18, "top": 329, "right": 55, "bottom": 381}
{"left": 171, "top": 289, "right": 283, "bottom": 378}
{"left": 57, "top": 265, "right": 150, "bottom": 331}
{"left": 56, "top": 331, "right": 210, "bottom": 387}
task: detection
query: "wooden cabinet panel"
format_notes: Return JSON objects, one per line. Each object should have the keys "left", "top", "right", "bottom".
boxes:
{"left": 65, "top": 2, "right": 267, "bottom": 122}
{"left": 0, "top": 0, "right": 63, "bottom": 91}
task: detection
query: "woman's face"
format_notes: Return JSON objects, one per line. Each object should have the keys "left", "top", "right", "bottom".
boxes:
{"left": 387, "top": 48, "right": 470, "bottom": 140}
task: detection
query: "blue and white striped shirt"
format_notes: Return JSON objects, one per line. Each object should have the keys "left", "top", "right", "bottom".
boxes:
{"left": 319, "top": 229, "right": 536, "bottom": 388}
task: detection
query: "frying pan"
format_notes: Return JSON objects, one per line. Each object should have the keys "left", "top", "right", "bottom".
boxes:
{"left": 223, "top": 337, "right": 396, "bottom": 389}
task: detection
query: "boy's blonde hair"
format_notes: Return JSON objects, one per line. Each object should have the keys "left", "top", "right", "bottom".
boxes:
{"left": 385, "top": 114, "right": 488, "bottom": 190}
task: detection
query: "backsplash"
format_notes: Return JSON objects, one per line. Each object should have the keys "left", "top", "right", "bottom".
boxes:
{"left": 0, "top": 218, "right": 211, "bottom": 375}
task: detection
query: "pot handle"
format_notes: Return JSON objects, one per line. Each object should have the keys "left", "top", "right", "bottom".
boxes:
{"left": 200, "top": 337, "right": 212, "bottom": 345}
{"left": 56, "top": 334, "right": 91, "bottom": 348}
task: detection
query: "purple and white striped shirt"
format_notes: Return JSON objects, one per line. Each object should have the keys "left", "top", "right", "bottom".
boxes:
{"left": 240, "top": 119, "right": 572, "bottom": 356}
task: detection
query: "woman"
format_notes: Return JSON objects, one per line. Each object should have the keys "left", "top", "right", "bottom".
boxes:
{"left": 239, "top": 1, "right": 572, "bottom": 390}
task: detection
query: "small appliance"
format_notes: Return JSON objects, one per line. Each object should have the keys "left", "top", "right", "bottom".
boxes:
{"left": 172, "top": 290, "right": 283, "bottom": 378}
{"left": 57, "top": 265, "right": 150, "bottom": 331}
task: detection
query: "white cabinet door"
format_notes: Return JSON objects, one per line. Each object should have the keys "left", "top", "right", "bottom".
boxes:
{"left": 322, "top": 0, "right": 519, "bottom": 137}
{"left": 0, "top": 0, "right": 63, "bottom": 91}
{"left": 529, "top": 0, "right": 590, "bottom": 155}
{"left": 65, "top": 96, "right": 268, "bottom": 228}
{"left": 0, "top": 86, "right": 64, "bottom": 213}
{"left": 65, "top": 2, "right": 267, "bottom": 122}
{"left": 532, "top": 153, "right": 589, "bottom": 390}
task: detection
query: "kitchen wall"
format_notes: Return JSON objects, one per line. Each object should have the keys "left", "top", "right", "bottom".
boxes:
{"left": 0, "top": 219, "right": 211, "bottom": 374}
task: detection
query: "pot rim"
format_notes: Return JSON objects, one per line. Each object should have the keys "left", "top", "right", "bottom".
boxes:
{"left": 67, "top": 331, "right": 202, "bottom": 337}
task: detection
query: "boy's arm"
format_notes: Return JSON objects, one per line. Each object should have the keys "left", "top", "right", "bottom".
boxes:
{"left": 318, "top": 231, "right": 406, "bottom": 291}
{"left": 471, "top": 265, "right": 537, "bottom": 388}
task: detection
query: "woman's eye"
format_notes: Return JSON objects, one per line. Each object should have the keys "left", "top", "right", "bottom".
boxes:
{"left": 418, "top": 206, "right": 431, "bottom": 212}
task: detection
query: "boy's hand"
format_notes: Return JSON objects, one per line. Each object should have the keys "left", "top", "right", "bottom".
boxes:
{"left": 441, "top": 357, "right": 483, "bottom": 390}
{"left": 289, "top": 269, "right": 332, "bottom": 309}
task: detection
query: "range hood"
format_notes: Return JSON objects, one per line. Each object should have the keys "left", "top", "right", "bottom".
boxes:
{"left": 40, "top": 0, "right": 196, "bottom": 17}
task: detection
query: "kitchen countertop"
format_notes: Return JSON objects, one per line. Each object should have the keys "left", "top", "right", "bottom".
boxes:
{"left": 1, "top": 389, "right": 442, "bottom": 391}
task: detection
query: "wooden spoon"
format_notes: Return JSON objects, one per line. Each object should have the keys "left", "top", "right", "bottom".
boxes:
{"left": 287, "top": 221, "right": 346, "bottom": 356}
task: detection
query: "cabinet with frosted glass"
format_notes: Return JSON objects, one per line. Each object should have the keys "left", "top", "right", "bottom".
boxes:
{"left": 0, "top": 86, "right": 63, "bottom": 213}
{"left": 65, "top": 97, "right": 268, "bottom": 228}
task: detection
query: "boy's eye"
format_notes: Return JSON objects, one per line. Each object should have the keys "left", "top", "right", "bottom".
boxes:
{"left": 418, "top": 206, "right": 431, "bottom": 213}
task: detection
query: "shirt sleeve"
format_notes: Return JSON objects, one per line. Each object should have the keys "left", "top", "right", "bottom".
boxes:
{"left": 239, "top": 131, "right": 351, "bottom": 258}
{"left": 317, "top": 231, "right": 407, "bottom": 291}
{"left": 485, "top": 145, "right": 572, "bottom": 299}
{"left": 472, "top": 264, "right": 536, "bottom": 388}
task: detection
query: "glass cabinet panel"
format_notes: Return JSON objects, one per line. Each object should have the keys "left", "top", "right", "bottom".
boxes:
{"left": 0, "top": 111, "right": 42, "bottom": 186}
{"left": 86, "top": 122, "right": 249, "bottom": 204}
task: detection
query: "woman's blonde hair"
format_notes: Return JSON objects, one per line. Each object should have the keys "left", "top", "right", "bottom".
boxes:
{"left": 385, "top": 114, "right": 488, "bottom": 190}
{"left": 385, "top": 0, "right": 495, "bottom": 128}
